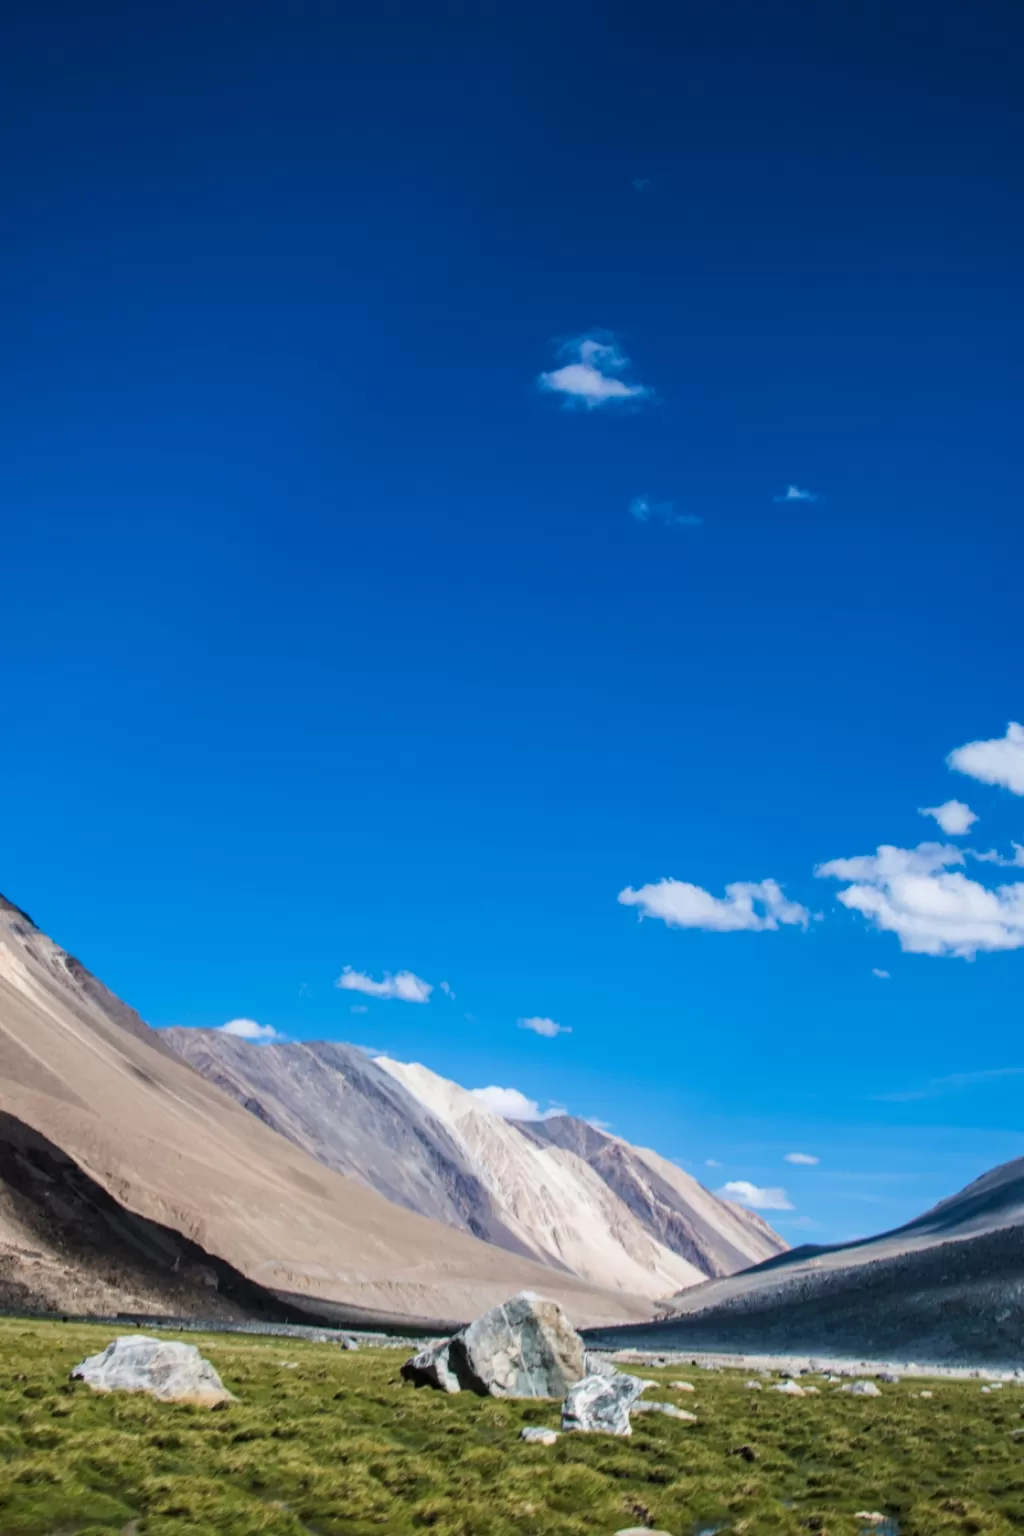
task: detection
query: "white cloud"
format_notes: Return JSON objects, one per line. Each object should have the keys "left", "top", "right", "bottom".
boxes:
{"left": 872, "top": 968, "right": 890, "bottom": 979}
{"left": 336, "top": 967, "right": 433, "bottom": 1003}
{"left": 949, "top": 721, "right": 1024, "bottom": 795}
{"left": 629, "top": 496, "right": 702, "bottom": 529}
{"left": 350, "top": 1004, "right": 368, "bottom": 1014}
{"left": 919, "top": 799, "right": 978, "bottom": 836}
{"left": 618, "top": 877, "right": 809, "bottom": 933}
{"left": 704, "top": 1158, "right": 722, "bottom": 1168}
{"left": 469, "top": 1085, "right": 543, "bottom": 1120}
{"left": 518, "top": 1016, "right": 571, "bottom": 1038}
{"left": 539, "top": 336, "right": 651, "bottom": 409}
{"left": 784, "top": 1152, "right": 820, "bottom": 1166}
{"left": 816, "top": 841, "right": 1024, "bottom": 958}
{"left": 219, "top": 1018, "right": 283, "bottom": 1042}
{"left": 773, "top": 485, "right": 818, "bottom": 503}
{"left": 971, "top": 843, "right": 1024, "bottom": 868}
{"left": 717, "top": 1180, "right": 793, "bottom": 1211}
{"left": 439, "top": 980, "right": 455, "bottom": 999}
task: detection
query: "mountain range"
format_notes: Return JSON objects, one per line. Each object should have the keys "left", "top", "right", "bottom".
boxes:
{"left": 162, "top": 1031, "right": 783, "bottom": 1300}
{"left": 0, "top": 893, "right": 779, "bottom": 1328}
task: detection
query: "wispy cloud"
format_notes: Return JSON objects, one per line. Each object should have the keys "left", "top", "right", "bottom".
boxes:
{"left": 469, "top": 1085, "right": 544, "bottom": 1120}
{"left": 350, "top": 1004, "right": 368, "bottom": 1014}
{"left": 619, "top": 876, "right": 809, "bottom": 933}
{"left": 816, "top": 841, "right": 1024, "bottom": 958}
{"left": 875, "top": 1066, "right": 1024, "bottom": 1102}
{"left": 705, "top": 1158, "right": 722, "bottom": 1169}
{"left": 773, "top": 485, "right": 819, "bottom": 504}
{"left": 539, "top": 336, "right": 651, "bottom": 409}
{"left": 439, "top": 980, "right": 455, "bottom": 999}
{"left": 629, "top": 496, "right": 702, "bottom": 529}
{"left": 632, "top": 176, "right": 651, "bottom": 192}
{"left": 219, "top": 1018, "right": 283, "bottom": 1042}
{"left": 784, "top": 1152, "right": 820, "bottom": 1166}
{"left": 970, "top": 843, "right": 1024, "bottom": 868}
{"left": 949, "top": 721, "right": 1024, "bottom": 795}
{"left": 872, "top": 968, "right": 890, "bottom": 979}
{"left": 717, "top": 1180, "right": 793, "bottom": 1211}
{"left": 336, "top": 967, "right": 433, "bottom": 1003}
{"left": 518, "top": 1016, "right": 571, "bottom": 1038}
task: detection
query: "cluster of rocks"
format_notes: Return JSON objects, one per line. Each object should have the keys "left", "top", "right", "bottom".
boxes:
{"left": 402, "top": 1291, "right": 695, "bottom": 1437}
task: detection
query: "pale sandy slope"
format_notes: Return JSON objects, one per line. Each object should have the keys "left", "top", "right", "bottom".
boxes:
{"left": 376, "top": 1058, "right": 707, "bottom": 1299}
{"left": 0, "top": 896, "right": 654, "bottom": 1327}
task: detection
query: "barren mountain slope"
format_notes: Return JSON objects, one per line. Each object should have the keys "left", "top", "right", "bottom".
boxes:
{"left": 375, "top": 1058, "right": 706, "bottom": 1299}
{"left": 521, "top": 1116, "right": 785, "bottom": 1275}
{"left": 584, "top": 1153, "right": 1024, "bottom": 1364}
{"left": 0, "top": 896, "right": 653, "bottom": 1327}
{"left": 162, "top": 1030, "right": 541, "bottom": 1258}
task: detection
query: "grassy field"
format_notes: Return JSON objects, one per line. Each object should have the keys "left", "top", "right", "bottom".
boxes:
{"left": 0, "top": 1319, "right": 1020, "bottom": 1536}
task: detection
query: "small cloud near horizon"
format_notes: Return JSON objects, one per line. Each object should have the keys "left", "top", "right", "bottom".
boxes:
{"left": 538, "top": 335, "right": 651, "bottom": 409}
{"left": 784, "top": 1152, "right": 820, "bottom": 1166}
{"left": 219, "top": 1018, "right": 283, "bottom": 1042}
{"left": 629, "top": 495, "right": 702, "bottom": 529}
{"left": 919, "top": 799, "right": 977, "bottom": 836}
{"left": 518, "top": 1016, "right": 571, "bottom": 1038}
{"left": 773, "top": 485, "right": 819, "bottom": 503}
{"left": 717, "top": 1179, "right": 793, "bottom": 1211}
{"left": 469, "top": 1085, "right": 544, "bottom": 1121}
{"left": 872, "top": 968, "right": 890, "bottom": 979}
{"left": 336, "top": 967, "right": 432, "bottom": 1003}
{"left": 704, "top": 1158, "right": 722, "bottom": 1168}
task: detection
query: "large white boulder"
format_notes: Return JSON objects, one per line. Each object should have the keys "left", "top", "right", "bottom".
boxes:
{"left": 70, "top": 1335, "right": 233, "bottom": 1406}
{"left": 401, "top": 1292, "right": 586, "bottom": 1399}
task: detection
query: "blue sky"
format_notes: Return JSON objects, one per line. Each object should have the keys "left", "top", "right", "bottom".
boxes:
{"left": 3, "top": 0, "right": 1023, "bottom": 1244}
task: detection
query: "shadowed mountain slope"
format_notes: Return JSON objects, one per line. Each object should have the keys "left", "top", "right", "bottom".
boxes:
{"left": 583, "top": 1153, "right": 1024, "bottom": 1365}
{"left": 0, "top": 895, "right": 654, "bottom": 1327}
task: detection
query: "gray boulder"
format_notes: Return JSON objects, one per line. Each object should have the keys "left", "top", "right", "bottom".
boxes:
{"left": 585, "top": 1351, "right": 619, "bottom": 1377}
{"left": 562, "top": 1370, "right": 648, "bottom": 1436}
{"left": 402, "top": 1292, "right": 585, "bottom": 1399}
{"left": 401, "top": 1339, "right": 461, "bottom": 1393}
{"left": 70, "top": 1335, "right": 233, "bottom": 1407}
{"left": 842, "top": 1380, "right": 882, "bottom": 1397}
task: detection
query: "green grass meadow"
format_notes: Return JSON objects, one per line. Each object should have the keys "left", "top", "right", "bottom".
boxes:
{"left": 0, "top": 1319, "right": 1020, "bottom": 1536}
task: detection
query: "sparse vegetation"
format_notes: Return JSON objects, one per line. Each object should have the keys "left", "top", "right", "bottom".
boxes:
{"left": 0, "top": 1319, "right": 1020, "bottom": 1536}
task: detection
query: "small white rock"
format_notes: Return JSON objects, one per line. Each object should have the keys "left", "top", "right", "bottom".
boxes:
{"left": 772, "top": 1380, "right": 805, "bottom": 1396}
{"left": 744, "top": 1380, "right": 763, "bottom": 1390}
{"left": 632, "top": 1401, "right": 697, "bottom": 1422}
{"left": 669, "top": 1380, "right": 696, "bottom": 1391}
{"left": 842, "top": 1381, "right": 882, "bottom": 1397}
{"left": 520, "top": 1426, "right": 559, "bottom": 1445}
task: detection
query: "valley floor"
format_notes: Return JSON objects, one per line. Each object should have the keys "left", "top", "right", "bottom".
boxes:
{"left": 0, "top": 1319, "right": 1021, "bottom": 1535}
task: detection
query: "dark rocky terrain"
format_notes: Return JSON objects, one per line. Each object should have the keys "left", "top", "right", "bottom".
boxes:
{"left": 585, "top": 1153, "right": 1024, "bottom": 1366}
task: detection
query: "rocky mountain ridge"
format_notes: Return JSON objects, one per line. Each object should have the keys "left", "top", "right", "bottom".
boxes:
{"left": 161, "top": 1031, "right": 785, "bottom": 1299}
